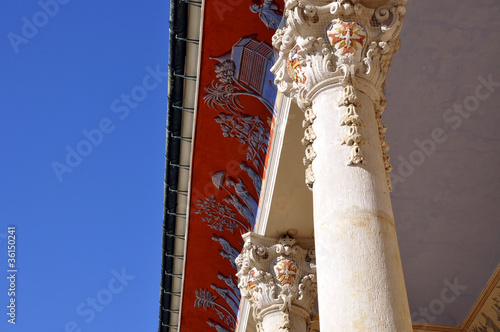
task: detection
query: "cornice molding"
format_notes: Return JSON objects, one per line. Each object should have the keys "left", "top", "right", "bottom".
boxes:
{"left": 413, "top": 264, "right": 500, "bottom": 332}
{"left": 461, "top": 264, "right": 500, "bottom": 330}
{"left": 412, "top": 324, "right": 463, "bottom": 332}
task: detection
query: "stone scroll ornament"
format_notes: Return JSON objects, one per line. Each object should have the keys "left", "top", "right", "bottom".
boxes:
{"left": 236, "top": 234, "right": 317, "bottom": 332}
{"left": 271, "top": 0, "right": 407, "bottom": 190}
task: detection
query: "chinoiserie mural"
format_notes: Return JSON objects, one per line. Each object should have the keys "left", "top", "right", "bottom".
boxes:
{"left": 180, "top": 1, "right": 282, "bottom": 331}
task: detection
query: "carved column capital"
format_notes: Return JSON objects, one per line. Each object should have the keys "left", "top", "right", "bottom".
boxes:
{"left": 272, "top": 0, "right": 406, "bottom": 99}
{"left": 236, "top": 233, "right": 317, "bottom": 332}
{"left": 271, "top": 0, "right": 407, "bottom": 190}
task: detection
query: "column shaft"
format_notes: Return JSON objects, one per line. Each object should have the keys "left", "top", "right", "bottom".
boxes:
{"left": 312, "top": 86, "right": 411, "bottom": 331}
{"left": 271, "top": 1, "right": 412, "bottom": 330}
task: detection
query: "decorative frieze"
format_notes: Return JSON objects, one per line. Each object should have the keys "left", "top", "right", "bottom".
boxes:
{"left": 271, "top": 0, "right": 406, "bottom": 190}
{"left": 236, "top": 233, "right": 317, "bottom": 332}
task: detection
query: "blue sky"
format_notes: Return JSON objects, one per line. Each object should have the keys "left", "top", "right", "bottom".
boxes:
{"left": 1, "top": 1, "right": 169, "bottom": 331}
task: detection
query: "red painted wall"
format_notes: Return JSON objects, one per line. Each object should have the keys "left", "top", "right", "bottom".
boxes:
{"left": 179, "top": 1, "right": 282, "bottom": 331}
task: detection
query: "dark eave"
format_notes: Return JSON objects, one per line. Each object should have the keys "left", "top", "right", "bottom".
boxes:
{"left": 159, "top": 0, "right": 188, "bottom": 330}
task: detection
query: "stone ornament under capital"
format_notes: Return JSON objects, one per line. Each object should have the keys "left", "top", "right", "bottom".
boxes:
{"left": 271, "top": 0, "right": 407, "bottom": 191}
{"left": 236, "top": 233, "right": 317, "bottom": 332}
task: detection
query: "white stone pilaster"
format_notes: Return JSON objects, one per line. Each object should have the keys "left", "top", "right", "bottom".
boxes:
{"left": 271, "top": 1, "right": 412, "bottom": 331}
{"left": 236, "top": 234, "right": 316, "bottom": 332}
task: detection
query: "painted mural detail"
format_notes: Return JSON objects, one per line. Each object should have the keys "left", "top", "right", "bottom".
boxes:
{"left": 226, "top": 178, "right": 259, "bottom": 217}
{"left": 250, "top": 0, "right": 283, "bottom": 30}
{"left": 196, "top": 196, "right": 249, "bottom": 233}
{"left": 214, "top": 171, "right": 258, "bottom": 226}
{"left": 194, "top": 273, "right": 242, "bottom": 331}
{"left": 192, "top": 235, "right": 244, "bottom": 331}
{"left": 204, "top": 38, "right": 276, "bottom": 115}
{"left": 470, "top": 287, "right": 500, "bottom": 332}
{"left": 218, "top": 273, "right": 241, "bottom": 300}
{"left": 195, "top": 289, "right": 237, "bottom": 329}
{"left": 211, "top": 284, "right": 240, "bottom": 315}
{"left": 215, "top": 114, "right": 270, "bottom": 171}
{"left": 194, "top": 234, "right": 242, "bottom": 330}
{"left": 212, "top": 235, "right": 241, "bottom": 270}
{"left": 207, "top": 320, "right": 231, "bottom": 332}
{"left": 241, "top": 163, "right": 262, "bottom": 196}
{"left": 193, "top": 36, "right": 276, "bottom": 332}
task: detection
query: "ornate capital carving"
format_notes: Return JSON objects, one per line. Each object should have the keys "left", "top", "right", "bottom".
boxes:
{"left": 272, "top": 0, "right": 406, "bottom": 98}
{"left": 236, "top": 233, "right": 317, "bottom": 332}
{"left": 271, "top": 0, "right": 406, "bottom": 190}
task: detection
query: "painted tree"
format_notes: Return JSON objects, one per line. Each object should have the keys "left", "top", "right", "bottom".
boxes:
{"left": 215, "top": 113, "right": 270, "bottom": 170}
{"left": 194, "top": 289, "right": 236, "bottom": 329}
{"left": 196, "top": 196, "right": 250, "bottom": 233}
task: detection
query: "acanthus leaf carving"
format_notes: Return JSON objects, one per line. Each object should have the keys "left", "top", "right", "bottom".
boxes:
{"left": 236, "top": 233, "right": 317, "bottom": 332}
{"left": 271, "top": 0, "right": 407, "bottom": 191}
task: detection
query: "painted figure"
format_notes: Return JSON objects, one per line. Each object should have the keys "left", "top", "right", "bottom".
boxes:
{"left": 250, "top": 0, "right": 283, "bottom": 30}
{"left": 226, "top": 178, "right": 258, "bottom": 218}
{"left": 240, "top": 163, "right": 262, "bottom": 196}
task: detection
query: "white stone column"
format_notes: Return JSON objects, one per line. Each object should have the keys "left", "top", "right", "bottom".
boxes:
{"left": 235, "top": 234, "right": 316, "bottom": 332}
{"left": 271, "top": 1, "right": 412, "bottom": 331}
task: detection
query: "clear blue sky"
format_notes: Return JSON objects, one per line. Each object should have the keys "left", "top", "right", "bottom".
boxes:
{"left": 1, "top": 1, "right": 169, "bottom": 331}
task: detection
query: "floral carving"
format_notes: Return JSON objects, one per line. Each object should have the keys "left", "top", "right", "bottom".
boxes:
{"left": 339, "top": 82, "right": 366, "bottom": 166}
{"left": 271, "top": 0, "right": 407, "bottom": 190}
{"left": 305, "top": 164, "right": 315, "bottom": 190}
{"left": 236, "top": 234, "right": 317, "bottom": 331}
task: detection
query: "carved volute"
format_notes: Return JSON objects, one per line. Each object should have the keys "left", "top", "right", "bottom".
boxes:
{"left": 236, "top": 233, "right": 317, "bottom": 332}
{"left": 271, "top": 0, "right": 407, "bottom": 190}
